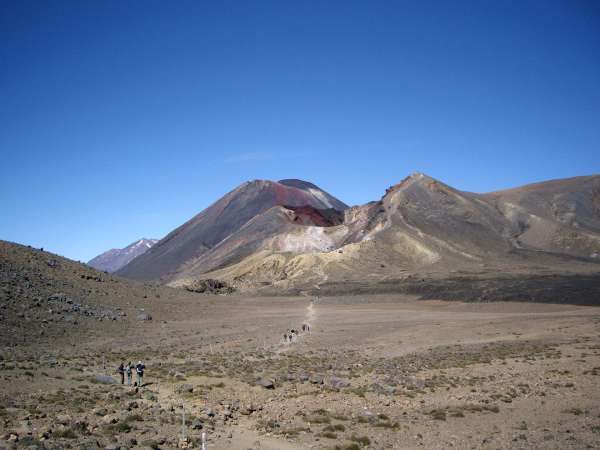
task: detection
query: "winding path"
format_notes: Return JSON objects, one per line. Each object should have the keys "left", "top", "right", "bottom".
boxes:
{"left": 278, "top": 298, "right": 317, "bottom": 350}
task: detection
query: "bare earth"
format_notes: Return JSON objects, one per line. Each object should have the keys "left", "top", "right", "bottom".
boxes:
{"left": 2, "top": 291, "right": 600, "bottom": 450}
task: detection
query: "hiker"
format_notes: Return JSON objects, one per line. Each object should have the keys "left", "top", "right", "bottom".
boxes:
{"left": 117, "top": 363, "right": 125, "bottom": 384}
{"left": 135, "top": 360, "right": 145, "bottom": 387}
{"left": 283, "top": 333, "right": 288, "bottom": 343}
{"left": 125, "top": 361, "right": 133, "bottom": 385}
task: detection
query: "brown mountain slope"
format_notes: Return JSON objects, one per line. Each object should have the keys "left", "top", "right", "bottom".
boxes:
{"left": 0, "top": 240, "right": 187, "bottom": 350}
{"left": 167, "top": 206, "right": 340, "bottom": 281}
{"left": 116, "top": 179, "right": 348, "bottom": 281}
{"left": 484, "top": 175, "right": 600, "bottom": 258}
{"left": 183, "top": 173, "right": 600, "bottom": 292}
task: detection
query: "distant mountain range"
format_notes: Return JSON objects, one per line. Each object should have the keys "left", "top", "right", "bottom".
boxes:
{"left": 89, "top": 174, "right": 600, "bottom": 292}
{"left": 87, "top": 238, "right": 158, "bottom": 272}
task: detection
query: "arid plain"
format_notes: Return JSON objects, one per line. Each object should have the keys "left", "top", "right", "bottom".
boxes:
{"left": 2, "top": 242, "right": 600, "bottom": 449}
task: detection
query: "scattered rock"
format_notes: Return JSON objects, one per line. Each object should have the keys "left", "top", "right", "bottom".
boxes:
{"left": 359, "top": 409, "right": 376, "bottom": 421}
{"left": 143, "top": 391, "right": 158, "bottom": 401}
{"left": 47, "top": 293, "right": 69, "bottom": 303}
{"left": 326, "top": 376, "right": 350, "bottom": 390}
{"left": 371, "top": 381, "right": 396, "bottom": 395}
{"left": 309, "top": 373, "right": 325, "bottom": 384}
{"left": 93, "top": 407, "right": 108, "bottom": 416}
{"left": 175, "top": 383, "right": 194, "bottom": 394}
{"left": 240, "top": 403, "right": 257, "bottom": 415}
{"left": 184, "top": 279, "right": 234, "bottom": 295}
{"left": 101, "top": 414, "right": 119, "bottom": 425}
{"left": 56, "top": 414, "right": 72, "bottom": 425}
{"left": 71, "top": 418, "right": 88, "bottom": 434}
{"left": 257, "top": 378, "right": 275, "bottom": 389}
{"left": 298, "top": 372, "right": 310, "bottom": 382}
{"left": 94, "top": 374, "right": 117, "bottom": 385}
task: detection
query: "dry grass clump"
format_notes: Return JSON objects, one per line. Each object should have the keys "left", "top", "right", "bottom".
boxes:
{"left": 54, "top": 427, "right": 77, "bottom": 439}
{"left": 350, "top": 435, "right": 371, "bottom": 446}
{"left": 331, "top": 445, "right": 361, "bottom": 450}
{"left": 304, "top": 408, "right": 333, "bottom": 424}
{"left": 319, "top": 431, "right": 338, "bottom": 439}
{"left": 278, "top": 426, "right": 310, "bottom": 437}
{"left": 428, "top": 403, "right": 500, "bottom": 421}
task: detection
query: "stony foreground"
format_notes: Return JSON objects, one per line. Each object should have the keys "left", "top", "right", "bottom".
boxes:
{"left": 1, "top": 291, "right": 600, "bottom": 450}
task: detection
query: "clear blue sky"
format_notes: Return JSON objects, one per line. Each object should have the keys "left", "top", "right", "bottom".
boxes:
{"left": 1, "top": 0, "right": 599, "bottom": 262}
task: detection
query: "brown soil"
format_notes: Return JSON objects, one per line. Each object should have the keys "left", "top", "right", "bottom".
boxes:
{"left": 1, "top": 241, "right": 600, "bottom": 449}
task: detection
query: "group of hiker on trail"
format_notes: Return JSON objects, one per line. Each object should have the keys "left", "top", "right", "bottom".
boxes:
{"left": 283, "top": 323, "right": 310, "bottom": 343}
{"left": 116, "top": 361, "right": 145, "bottom": 387}
{"left": 283, "top": 296, "right": 317, "bottom": 344}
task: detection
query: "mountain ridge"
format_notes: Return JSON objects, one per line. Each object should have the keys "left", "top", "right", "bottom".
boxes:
{"left": 87, "top": 238, "right": 158, "bottom": 272}
{"left": 110, "top": 173, "right": 600, "bottom": 292}
{"left": 116, "top": 179, "right": 348, "bottom": 281}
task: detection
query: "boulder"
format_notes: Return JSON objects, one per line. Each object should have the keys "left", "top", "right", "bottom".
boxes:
{"left": 47, "top": 293, "right": 69, "bottom": 302}
{"left": 298, "top": 372, "right": 310, "bottom": 382}
{"left": 184, "top": 279, "right": 234, "bottom": 294}
{"left": 38, "top": 427, "right": 52, "bottom": 440}
{"left": 71, "top": 418, "right": 89, "bottom": 434}
{"left": 239, "top": 403, "right": 257, "bottom": 415}
{"left": 56, "top": 414, "right": 72, "bottom": 425}
{"left": 46, "top": 357, "right": 58, "bottom": 366}
{"left": 143, "top": 391, "right": 157, "bottom": 401}
{"left": 93, "top": 407, "right": 108, "bottom": 416}
{"left": 94, "top": 374, "right": 117, "bottom": 385}
{"left": 13, "top": 420, "right": 32, "bottom": 436}
{"left": 309, "top": 373, "right": 325, "bottom": 384}
{"left": 257, "top": 378, "right": 275, "bottom": 389}
{"left": 174, "top": 383, "right": 194, "bottom": 394}
{"left": 101, "top": 414, "right": 119, "bottom": 425}
{"left": 371, "top": 382, "right": 396, "bottom": 395}
{"left": 326, "top": 376, "right": 350, "bottom": 390}
{"left": 359, "top": 409, "right": 376, "bottom": 421}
